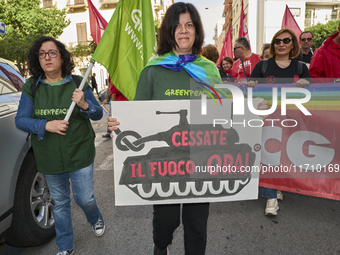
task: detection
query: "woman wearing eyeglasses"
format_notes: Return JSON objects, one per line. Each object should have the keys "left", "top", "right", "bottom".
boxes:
{"left": 15, "top": 36, "right": 104, "bottom": 255}
{"left": 250, "top": 28, "right": 311, "bottom": 87}
{"left": 249, "top": 29, "right": 311, "bottom": 216}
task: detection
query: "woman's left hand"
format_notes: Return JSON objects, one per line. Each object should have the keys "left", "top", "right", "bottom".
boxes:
{"left": 296, "top": 78, "right": 310, "bottom": 88}
{"left": 72, "top": 88, "right": 88, "bottom": 110}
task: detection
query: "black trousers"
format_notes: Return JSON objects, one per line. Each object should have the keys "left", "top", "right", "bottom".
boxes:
{"left": 153, "top": 203, "right": 210, "bottom": 255}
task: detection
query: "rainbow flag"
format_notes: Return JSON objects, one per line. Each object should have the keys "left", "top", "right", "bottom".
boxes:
{"left": 225, "top": 83, "right": 340, "bottom": 111}
{"left": 101, "top": 104, "right": 109, "bottom": 114}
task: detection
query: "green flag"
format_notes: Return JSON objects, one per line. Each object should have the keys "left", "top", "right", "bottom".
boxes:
{"left": 92, "top": 0, "right": 157, "bottom": 101}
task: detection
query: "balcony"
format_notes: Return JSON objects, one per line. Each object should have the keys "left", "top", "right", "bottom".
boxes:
{"left": 66, "top": 0, "right": 87, "bottom": 13}
{"left": 99, "top": 0, "right": 119, "bottom": 10}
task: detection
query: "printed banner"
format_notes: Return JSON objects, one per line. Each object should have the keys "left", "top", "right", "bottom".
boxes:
{"left": 111, "top": 99, "right": 263, "bottom": 206}
{"left": 227, "top": 82, "right": 340, "bottom": 200}
{"left": 259, "top": 108, "right": 340, "bottom": 200}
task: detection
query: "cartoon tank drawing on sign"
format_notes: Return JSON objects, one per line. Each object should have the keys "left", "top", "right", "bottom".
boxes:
{"left": 114, "top": 109, "right": 256, "bottom": 200}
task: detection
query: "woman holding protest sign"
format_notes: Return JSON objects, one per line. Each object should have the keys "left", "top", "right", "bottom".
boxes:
{"left": 248, "top": 29, "right": 311, "bottom": 216}
{"left": 108, "top": 2, "right": 267, "bottom": 254}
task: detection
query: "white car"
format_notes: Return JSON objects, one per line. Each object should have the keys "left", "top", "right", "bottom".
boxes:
{"left": 0, "top": 58, "right": 55, "bottom": 247}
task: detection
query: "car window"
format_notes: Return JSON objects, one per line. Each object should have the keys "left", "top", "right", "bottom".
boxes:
{"left": 0, "top": 63, "right": 25, "bottom": 95}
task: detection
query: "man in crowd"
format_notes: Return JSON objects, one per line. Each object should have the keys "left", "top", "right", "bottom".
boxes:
{"left": 230, "top": 37, "right": 260, "bottom": 83}
{"left": 299, "top": 31, "right": 314, "bottom": 64}
{"left": 91, "top": 73, "right": 99, "bottom": 96}
{"left": 309, "top": 23, "right": 340, "bottom": 82}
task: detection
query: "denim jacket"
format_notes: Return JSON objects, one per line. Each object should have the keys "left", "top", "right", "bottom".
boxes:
{"left": 15, "top": 74, "right": 103, "bottom": 141}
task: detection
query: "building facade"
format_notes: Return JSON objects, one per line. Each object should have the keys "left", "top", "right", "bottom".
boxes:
{"left": 218, "top": 0, "right": 340, "bottom": 56}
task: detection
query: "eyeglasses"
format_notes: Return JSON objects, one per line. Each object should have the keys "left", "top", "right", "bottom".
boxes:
{"left": 300, "top": 38, "right": 313, "bottom": 42}
{"left": 37, "top": 50, "right": 59, "bottom": 59}
{"left": 233, "top": 46, "right": 242, "bottom": 51}
{"left": 274, "top": 37, "right": 292, "bottom": 45}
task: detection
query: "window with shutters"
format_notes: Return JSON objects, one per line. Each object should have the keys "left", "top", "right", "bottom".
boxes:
{"left": 76, "top": 23, "right": 87, "bottom": 45}
{"left": 43, "top": 0, "right": 52, "bottom": 8}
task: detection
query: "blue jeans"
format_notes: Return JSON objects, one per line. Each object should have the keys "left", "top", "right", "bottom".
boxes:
{"left": 261, "top": 187, "right": 277, "bottom": 199}
{"left": 45, "top": 162, "right": 101, "bottom": 252}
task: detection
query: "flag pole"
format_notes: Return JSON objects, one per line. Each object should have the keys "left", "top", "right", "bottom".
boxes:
{"left": 64, "top": 59, "right": 95, "bottom": 121}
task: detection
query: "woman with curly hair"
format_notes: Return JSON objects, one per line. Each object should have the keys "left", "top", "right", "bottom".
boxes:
{"left": 15, "top": 36, "right": 104, "bottom": 255}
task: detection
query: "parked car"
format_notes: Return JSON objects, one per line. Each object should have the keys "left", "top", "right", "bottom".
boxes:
{"left": 98, "top": 88, "right": 107, "bottom": 103}
{"left": 0, "top": 58, "right": 55, "bottom": 247}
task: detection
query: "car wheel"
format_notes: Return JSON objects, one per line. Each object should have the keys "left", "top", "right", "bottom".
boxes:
{"left": 5, "top": 150, "right": 55, "bottom": 247}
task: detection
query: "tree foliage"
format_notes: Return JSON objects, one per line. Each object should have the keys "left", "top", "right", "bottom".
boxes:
{"left": 0, "top": 0, "right": 70, "bottom": 76}
{"left": 69, "top": 40, "right": 97, "bottom": 67}
{"left": 305, "top": 19, "right": 340, "bottom": 50}
{"left": 154, "top": 19, "right": 160, "bottom": 41}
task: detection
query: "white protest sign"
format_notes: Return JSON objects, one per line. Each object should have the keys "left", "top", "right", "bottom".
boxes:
{"left": 111, "top": 99, "right": 262, "bottom": 206}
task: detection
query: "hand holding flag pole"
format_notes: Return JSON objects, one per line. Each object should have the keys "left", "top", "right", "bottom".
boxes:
{"left": 64, "top": 59, "right": 95, "bottom": 121}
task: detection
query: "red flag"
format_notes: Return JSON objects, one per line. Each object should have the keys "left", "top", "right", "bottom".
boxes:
{"left": 217, "top": 25, "right": 232, "bottom": 65}
{"left": 281, "top": 5, "right": 302, "bottom": 40}
{"left": 238, "top": 0, "right": 251, "bottom": 50}
{"left": 88, "top": 0, "right": 108, "bottom": 45}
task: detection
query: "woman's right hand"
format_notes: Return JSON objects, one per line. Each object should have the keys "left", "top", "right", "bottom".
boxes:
{"left": 108, "top": 117, "right": 120, "bottom": 137}
{"left": 45, "top": 120, "right": 69, "bottom": 135}
{"left": 245, "top": 80, "right": 257, "bottom": 87}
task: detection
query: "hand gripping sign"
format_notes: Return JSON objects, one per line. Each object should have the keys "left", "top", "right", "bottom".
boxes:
{"left": 111, "top": 99, "right": 263, "bottom": 206}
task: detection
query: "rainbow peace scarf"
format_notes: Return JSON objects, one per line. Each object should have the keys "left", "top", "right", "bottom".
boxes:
{"left": 146, "top": 51, "right": 227, "bottom": 102}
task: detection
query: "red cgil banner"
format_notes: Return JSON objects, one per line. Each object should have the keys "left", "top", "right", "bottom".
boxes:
{"left": 260, "top": 108, "right": 340, "bottom": 200}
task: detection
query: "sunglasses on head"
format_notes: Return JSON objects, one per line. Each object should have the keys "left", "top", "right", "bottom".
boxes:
{"left": 274, "top": 37, "right": 292, "bottom": 45}
{"left": 301, "top": 37, "right": 313, "bottom": 42}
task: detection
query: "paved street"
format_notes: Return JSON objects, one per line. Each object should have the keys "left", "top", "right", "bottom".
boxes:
{"left": 1, "top": 109, "right": 340, "bottom": 255}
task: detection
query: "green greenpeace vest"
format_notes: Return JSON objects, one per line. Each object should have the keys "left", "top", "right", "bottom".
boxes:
{"left": 24, "top": 77, "right": 95, "bottom": 174}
